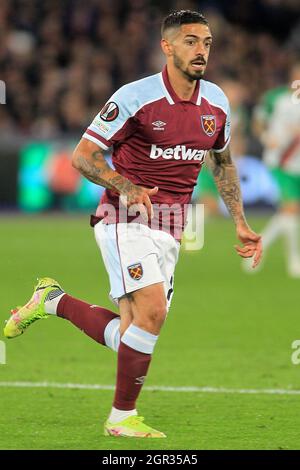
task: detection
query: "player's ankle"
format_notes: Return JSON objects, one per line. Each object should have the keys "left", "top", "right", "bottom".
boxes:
{"left": 44, "top": 290, "right": 65, "bottom": 315}
{"left": 108, "top": 407, "right": 137, "bottom": 424}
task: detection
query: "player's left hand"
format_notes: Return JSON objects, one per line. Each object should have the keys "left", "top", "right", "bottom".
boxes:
{"left": 235, "top": 223, "right": 262, "bottom": 268}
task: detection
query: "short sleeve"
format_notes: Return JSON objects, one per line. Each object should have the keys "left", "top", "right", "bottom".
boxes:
{"left": 83, "top": 85, "right": 139, "bottom": 150}
{"left": 211, "top": 98, "right": 231, "bottom": 153}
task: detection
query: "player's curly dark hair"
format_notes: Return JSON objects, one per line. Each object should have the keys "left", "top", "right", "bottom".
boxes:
{"left": 161, "top": 10, "right": 209, "bottom": 36}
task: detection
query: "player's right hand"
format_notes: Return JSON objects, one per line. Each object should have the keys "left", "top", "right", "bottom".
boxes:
{"left": 120, "top": 185, "right": 159, "bottom": 221}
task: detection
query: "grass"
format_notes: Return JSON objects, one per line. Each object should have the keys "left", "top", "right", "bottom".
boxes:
{"left": 0, "top": 214, "right": 300, "bottom": 449}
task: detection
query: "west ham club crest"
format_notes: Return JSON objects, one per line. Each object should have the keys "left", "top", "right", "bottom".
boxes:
{"left": 127, "top": 263, "right": 143, "bottom": 281}
{"left": 201, "top": 115, "right": 216, "bottom": 137}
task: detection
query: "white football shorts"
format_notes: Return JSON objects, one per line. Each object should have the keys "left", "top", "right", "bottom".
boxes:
{"left": 94, "top": 222, "right": 180, "bottom": 309}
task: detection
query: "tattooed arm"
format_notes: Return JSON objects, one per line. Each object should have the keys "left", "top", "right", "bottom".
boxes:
{"left": 208, "top": 147, "right": 262, "bottom": 267}
{"left": 208, "top": 147, "right": 246, "bottom": 226}
{"left": 72, "top": 138, "right": 158, "bottom": 219}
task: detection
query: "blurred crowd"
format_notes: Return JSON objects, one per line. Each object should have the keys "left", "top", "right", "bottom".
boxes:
{"left": 0, "top": 0, "right": 299, "bottom": 140}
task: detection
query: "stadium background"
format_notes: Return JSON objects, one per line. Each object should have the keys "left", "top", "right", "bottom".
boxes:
{"left": 1, "top": 0, "right": 300, "bottom": 450}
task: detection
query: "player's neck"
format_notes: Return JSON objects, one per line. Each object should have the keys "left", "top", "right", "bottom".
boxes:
{"left": 166, "top": 63, "right": 197, "bottom": 101}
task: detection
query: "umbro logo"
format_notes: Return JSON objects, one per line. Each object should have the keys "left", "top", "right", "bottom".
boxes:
{"left": 135, "top": 376, "right": 146, "bottom": 385}
{"left": 152, "top": 120, "right": 166, "bottom": 131}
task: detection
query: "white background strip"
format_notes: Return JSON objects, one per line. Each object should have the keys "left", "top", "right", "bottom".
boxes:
{"left": 0, "top": 381, "right": 300, "bottom": 395}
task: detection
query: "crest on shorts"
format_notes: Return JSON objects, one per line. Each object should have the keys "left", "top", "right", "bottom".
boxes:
{"left": 201, "top": 115, "right": 216, "bottom": 137}
{"left": 100, "top": 102, "right": 119, "bottom": 122}
{"left": 127, "top": 263, "right": 143, "bottom": 281}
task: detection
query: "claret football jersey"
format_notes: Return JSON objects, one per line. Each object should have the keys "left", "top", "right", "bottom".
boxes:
{"left": 83, "top": 66, "right": 230, "bottom": 239}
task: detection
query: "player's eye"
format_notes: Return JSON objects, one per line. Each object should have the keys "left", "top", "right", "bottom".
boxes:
{"left": 185, "top": 40, "right": 196, "bottom": 46}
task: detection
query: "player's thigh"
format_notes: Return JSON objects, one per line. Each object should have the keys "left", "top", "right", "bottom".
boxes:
{"left": 116, "top": 223, "right": 165, "bottom": 295}
{"left": 152, "top": 230, "right": 180, "bottom": 310}
{"left": 94, "top": 221, "right": 126, "bottom": 303}
{"left": 118, "top": 295, "right": 134, "bottom": 336}
{"left": 130, "top": 282, "right": 167, "bottom": 334}
{"left": 276, "top": 170, "right": 299, "bottom": 209}
{"left": 94, "top": 222, "right": 165, "bottom": 305}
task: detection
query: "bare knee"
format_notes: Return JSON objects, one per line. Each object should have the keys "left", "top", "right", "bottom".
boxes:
{"left": 134, "top": 301, "right": 167, "bottom": 335}
{"left": 130, "top": 283, "right": 167, "bottom": 335}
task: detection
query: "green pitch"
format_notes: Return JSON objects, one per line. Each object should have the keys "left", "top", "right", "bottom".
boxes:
{"left": 0, "top": 214, "right": 300, "bottom": 450}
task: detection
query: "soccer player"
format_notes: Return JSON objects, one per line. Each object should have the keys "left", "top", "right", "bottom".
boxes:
{"left": 4, "top": 10, "right": 262, "bottom": 438}
{"left": 244, "top": 62, "right": 300, "bottom": 277}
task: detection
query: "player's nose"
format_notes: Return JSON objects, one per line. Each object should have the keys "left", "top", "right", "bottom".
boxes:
{"left": 195, "top": 43, "right": 207, "bottom": 57}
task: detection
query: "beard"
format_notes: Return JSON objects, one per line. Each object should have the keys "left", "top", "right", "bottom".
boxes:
{"left": 173, "top": 53, "right": 205, "bottom": 81}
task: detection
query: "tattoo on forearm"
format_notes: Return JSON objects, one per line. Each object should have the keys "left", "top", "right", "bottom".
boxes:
{"left": 76, "top": 154, "right": 140, "bottom": 199}
{"left": 91, "top": 150, "right": 104, "bottom": 162}
{"left": 209, "top": 148, "right": 246, "bottom": 225}
{"left": 109, "top": 175, "right": 143, "bottom": 202}
{"left": 77, "top": 156, "right": 115, "bottom": 189}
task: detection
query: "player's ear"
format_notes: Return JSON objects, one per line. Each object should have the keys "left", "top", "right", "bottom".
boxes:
{"left": 161, "top": 38, "right": 173, "bottom": 57}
